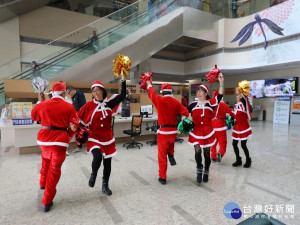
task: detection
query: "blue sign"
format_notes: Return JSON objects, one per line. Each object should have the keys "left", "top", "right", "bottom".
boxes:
{"left": 223, "top": 202, "right": 242, "bottom": 219}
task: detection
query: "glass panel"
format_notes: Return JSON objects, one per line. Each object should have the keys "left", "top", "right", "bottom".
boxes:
{"left": 0, "top": 0, "right": 279, "bottom": 105}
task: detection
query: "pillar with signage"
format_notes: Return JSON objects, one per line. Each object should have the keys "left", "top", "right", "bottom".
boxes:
{"left": 273, "top": 96, "right": 291, "bottom": 124}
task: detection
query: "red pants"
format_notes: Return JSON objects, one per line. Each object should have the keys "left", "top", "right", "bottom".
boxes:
{"left": 40, "top": 145, "right": 66, "bottom": 205}
{"left": 157, "top": 133, "right": 177, "bottom": 179}
{"left": 211, "top": 130, "right": 227, "bottom": 159}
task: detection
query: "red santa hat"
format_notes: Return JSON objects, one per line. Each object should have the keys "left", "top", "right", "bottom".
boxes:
{"left": 213, "top": 90, "right": 219, "bottom": 99}
{"left": 91, "top": 81, "right": 104, "bottom": 90}
{"left": 160, "top": 83, "right": 173, "bottom": 93}
{"left": 198, "top": 84, "right": 209, "bottom": 93}
{"left": 52, "top": 81, "right": 66, "bottom": 97}
{"left": 52, "top": 81, "right": 66, "bottom": 92}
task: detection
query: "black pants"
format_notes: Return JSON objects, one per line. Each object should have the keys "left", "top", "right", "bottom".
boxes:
{"left": 194, "top": 145, "right": 211, "bottom": 171}
{"left": 91, "top": 148, "right": 112, "bottom": 181}
{"left": 232, "top": 140, "right": 250, "bottom": 159}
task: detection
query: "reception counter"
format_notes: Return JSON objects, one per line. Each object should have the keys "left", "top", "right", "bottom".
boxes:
{"left": 0, "top": 115, "right": 158, "bottom": 153}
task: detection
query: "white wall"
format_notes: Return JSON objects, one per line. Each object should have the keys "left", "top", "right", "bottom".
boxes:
{"left": 0, "top": 17, "right": 21, "bottom": 79}
{"left": 19, "top": 6, "right": 99, "bottom": 41}
{"left": 151, "top": 58, "right": 184, "bottom": 75}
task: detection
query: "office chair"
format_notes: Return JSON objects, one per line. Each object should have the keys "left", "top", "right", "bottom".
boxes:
{"left": 123, "top": 115, "right": 143, "bottom": 149}
{"left": 146, "top": 120, "right": 158, "bottom": 146}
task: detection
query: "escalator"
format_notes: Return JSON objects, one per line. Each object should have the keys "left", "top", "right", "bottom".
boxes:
{"left": 0, "top": 0, "right": 223, "bottom": 105}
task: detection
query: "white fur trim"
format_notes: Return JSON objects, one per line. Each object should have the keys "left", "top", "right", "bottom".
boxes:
{"left": 89, "top": 146, "right": 117, "bottom": 158}
{"left": 214, "top": 103, "right": 220, "bottom": 117}
{"left": 103, "top": 151, "right": 117, "bottom": 159}
{"left": 232, "top": 127, "right": 251, "bottom": 134}
{"left": 91, "top": 83, "right": 104, "bottom": 89}
{"left": 147, "top": 84, "right": 152, "bottom": 89}
{"left": 163, "top": 94, "right": 173, "bottom": 97}
{"left": 161, "top": 89, "right": 172, "bottom": 92}
{"left": 160, "top": 90, "right": 172, "bottom": 93}
{"left": 188, "top": 139, "right": 216, "bottom": 148}
{"left": 79, "top": 118, "right": 89, "bottom": 126}
{"left": 88, "top": 100, "right": 107, "bottom": 124}
{"left": 157, "top": 129, "right": 178, "bottom": 135}
{"left": 88, "top": 137, "right": 115, "bottom": 146}
{"left": 96, "top": 108, "right": 112, "bottom": 112}
{"left": 214, "top": 126, "right": 227, "bottom": 131}
{"left": 52, "top": 91, "right": 64, "bottom": 97}
{"left": 208, "top": 100, "right": 218, "bottom": 107}
{"left": 232, "top": 134, "right": 252, "bottom": 140}
{"left": 235, "top": 109, "right": 247, "bottom": 114}
{"left": 52, "top": 96, "right": 65, "bottom": 100}
{"left": 93, "top": 99, "right": 99, "bottom": 104}
{"left": 189, "top": 130, "right": 214, "bottom": 139}
{"left": 37, "top": 140, "right": 69, "bottom": 147}
{"left": 199, "top": 85, "right": 208, "bottom": 92}
{"left": 89, "top": 146, "right": 100, "bottom": 154}
{"left": 192, "top": 106, "right": 213, "bottom": 112}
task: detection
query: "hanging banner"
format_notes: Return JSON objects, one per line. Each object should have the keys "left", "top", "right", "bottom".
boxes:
{"left": 273, "top": 96, "right": 291, "bottom": 124}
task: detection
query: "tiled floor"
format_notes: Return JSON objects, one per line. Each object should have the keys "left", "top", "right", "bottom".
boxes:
{"left": 0, "top": 121, "right": 299, "bottom": 225}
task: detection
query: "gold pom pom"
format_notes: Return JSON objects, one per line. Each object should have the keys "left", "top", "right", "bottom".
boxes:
{"left": 112, "top": 54, "right": 132, "bottom": 79}
{"left": 238, "top": 80, "right": 250, "bottom": 96}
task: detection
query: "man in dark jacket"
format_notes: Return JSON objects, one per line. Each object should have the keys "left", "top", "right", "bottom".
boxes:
{"left": 67, "top": 85, "right": 87, "bottom": 152}
{"left": 67, "top": 86, "right": 86, "bottom": 112}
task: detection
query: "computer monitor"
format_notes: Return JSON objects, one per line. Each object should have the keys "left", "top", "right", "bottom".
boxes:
{"left": 140, "top": 105, "right": 153, "bottom": 117}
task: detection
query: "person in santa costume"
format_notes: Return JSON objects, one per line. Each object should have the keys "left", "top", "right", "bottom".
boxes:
{"left": 187, "top": 74, "right": 224, "bottom": 184}
{"left": 230, "top": 84, "right": 252, "bottom": 168}
{"left": 31, "top": 81, "right": 79, "bottom": 212}
{"left": 211, "top": 90, "right": 232, "bottom": 163}
{"left": 77, "top": 76, "right": 126, "bottom": 195}
{"left": 145, "top": 80, "right": 189, "bottom": 185}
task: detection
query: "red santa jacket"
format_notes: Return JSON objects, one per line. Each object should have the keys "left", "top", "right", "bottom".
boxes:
{"left": 147, "top": 85, "right": 189, "bottom": 135}
{"left": 232, "top": 96, "right": 252, "bottom": 133}
{"left": 77, "top": 99, "right": 115, "bottom": 145}
{"left": 187, "top": 94, "right": 223, "bottom": 139}
{"left": 212, "top": 102, "right": 232, "bottom": 131}
{"left": 31, "top": 96, "right": 79, "bottom": 147}
{"left": 77, "top": 81, "right": 126, "bottom": 145}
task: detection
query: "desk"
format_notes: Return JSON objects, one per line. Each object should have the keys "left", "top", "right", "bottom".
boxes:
{"left": 113, "top": 115, "right": 158, "bottom": 137}
{"left": 0, "top": 115, "right": 158, "bottom": 150}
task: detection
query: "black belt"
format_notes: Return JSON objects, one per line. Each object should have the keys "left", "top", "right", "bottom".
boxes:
{"left": 42, "top": 126, "right": 68, "bottom": 131}
{"left": 159, "top": 125, "right": 177, "bottom": 128}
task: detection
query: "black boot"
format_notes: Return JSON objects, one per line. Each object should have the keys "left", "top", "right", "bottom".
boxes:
{"left": 89, "top": 173, "right": 97, "bottom": 188}
{"left": 158, "top": 177, "right": 166, "bottom": 185}
{"left": 232, "top": 157, "right": 242, "bottom": 167}
{"left": 217, "top": 152, "right": 222, "bottom": 163}
{"left": 196, "top": 166, "right": 203, "bottom": 184}
{"left": 167, "top": 153, "right": 176, "bottom": 166}
{"left": 243, "top": 157, "right": 252, "bottom": 168}
{"left": 43, "top": 201, "right": 53, "bottom": 213}
{"left": 203, "top": 170, "right": 209, "bottom": 182}
{"left": 102, "top": 178, "right": 112, "bottom": 196}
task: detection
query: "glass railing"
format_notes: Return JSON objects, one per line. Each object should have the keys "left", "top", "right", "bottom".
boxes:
{"left": 0, "top": 0, "right": 280, "bottom": 106}
{"left": 47, "top": 0, "right": 134, "bottom": 18}
{"left": 0, "top": 0, "right": 203, "bottom": 92}
{"left": 0, "top": 0, "right": 22, "bottom": 7}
